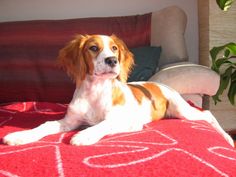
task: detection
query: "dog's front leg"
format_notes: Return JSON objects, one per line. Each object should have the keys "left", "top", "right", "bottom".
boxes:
{"left": 70, "top": 107, "right": 144, "bottom": 146}
{"left": 71, "top": 119, "right": 136, "bottom": 146}
{"left": 70, "top": 120, "right": 110, "bottom": 146}
{"left": 3, "top": 116, "right": 83, "bottom": 146}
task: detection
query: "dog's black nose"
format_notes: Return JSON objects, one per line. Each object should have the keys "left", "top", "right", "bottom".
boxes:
{"left": 105, "top": 57, "right": 118, "bottom": 68}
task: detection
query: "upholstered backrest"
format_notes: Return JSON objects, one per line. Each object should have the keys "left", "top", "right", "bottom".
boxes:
{"left": 0, "top": 13, "right": 151, "bottom": 103}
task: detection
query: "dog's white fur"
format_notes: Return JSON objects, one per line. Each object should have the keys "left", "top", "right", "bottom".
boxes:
{"left": 3, "top": 35, "right": 234, "bottom": 147}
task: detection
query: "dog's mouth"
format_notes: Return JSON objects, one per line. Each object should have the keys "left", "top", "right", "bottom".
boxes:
{"left": 94, "top": 71, "right": 118, "bottom": 78}
{"left": 93, "top": 62, "right": 120, "bottom": 79}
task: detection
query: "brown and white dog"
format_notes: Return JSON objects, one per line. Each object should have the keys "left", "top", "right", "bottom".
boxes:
{"left": 3, "top": 34, "right": 234, "bottom": 147}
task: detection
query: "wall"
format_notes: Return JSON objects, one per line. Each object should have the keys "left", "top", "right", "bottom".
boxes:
{"left": 0, "top": 0, "right": 198, "bottom": 63}
{"left": 198, "top": 0, "right": 236, "bottom": 131}
{"left": 209, "top": 1, "right": 236, "bottom": 132}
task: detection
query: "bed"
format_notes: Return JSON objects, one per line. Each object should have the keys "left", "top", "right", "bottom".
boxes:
{"left": 0, "top": 6, "right": 236, "bottom": 177}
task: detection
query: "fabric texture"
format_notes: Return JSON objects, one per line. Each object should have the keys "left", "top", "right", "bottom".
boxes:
{"left": 0, "top": 102, "right": 236, "bottom": 177}
{"left": 0, "top": 13, "right": 151, "bottom": 103}
{"left": 149, "top": 63, "right": 220, "bottom": 96}
{"left": 151, "top": 6, "right": 188, "bottom": 67}
{"left": 128, "top": 46, "right": 161, "bottom": 82}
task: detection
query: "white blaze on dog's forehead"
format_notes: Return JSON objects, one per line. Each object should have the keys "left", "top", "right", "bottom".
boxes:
{"left": 98, "top": 35, "right": 115, "bottom": 58}
{"left": 99, "top": 35, "right": 112, "bottom": 44}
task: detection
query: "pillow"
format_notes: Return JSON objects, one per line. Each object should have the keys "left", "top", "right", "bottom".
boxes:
{"left": 128, "top": 46, "right": 161, "bottom": 82}
{"left": 151, "top": 6, "right": 188, "bottom": 67}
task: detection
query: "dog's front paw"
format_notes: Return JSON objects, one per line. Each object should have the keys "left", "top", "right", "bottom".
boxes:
{"left": 70, "top": 131, "right": 102, "bottom": 146}
{"left": 3, "top": 131, "right": 36, "bottom": 146}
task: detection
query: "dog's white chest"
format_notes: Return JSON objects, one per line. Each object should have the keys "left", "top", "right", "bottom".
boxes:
{"left": 69, "top": 78, "right": 113, "bottom": 125}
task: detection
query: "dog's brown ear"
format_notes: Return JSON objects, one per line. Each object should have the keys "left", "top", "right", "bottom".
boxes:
{"left": 58, "top": 35, "right": 89, "bottom": 85}
{"left": 111, "top": 35, "right": 134, "bottom": 83}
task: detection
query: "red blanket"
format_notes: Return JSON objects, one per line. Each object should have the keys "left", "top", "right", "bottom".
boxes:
{"left": 0, "top": 102, "right": 236, "bottom": 177}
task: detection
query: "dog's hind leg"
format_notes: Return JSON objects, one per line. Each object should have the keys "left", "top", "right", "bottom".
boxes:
{"left": 158, "top": 84, "right": 234, "bottom": 147}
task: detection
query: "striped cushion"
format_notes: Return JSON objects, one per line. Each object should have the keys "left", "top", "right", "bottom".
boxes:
{"left": 0, "top": 13, "right": 151, "bottom": 103}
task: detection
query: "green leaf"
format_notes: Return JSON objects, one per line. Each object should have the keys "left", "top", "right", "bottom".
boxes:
{"left": 220, "top": 68, "right": 231, "bottom": 91}
{"left": 210, "top": 46, "right": 225, "bottom": 63}
{"left": 212, "top": 43, "right": 236, "bottom": 56}
{"left": 210, "top": 43, "right": 236, "bottom": 105}
{"left": 216, "top": 0, "right": 235, "bottom": 11}
{"left": 225, "top": 42, "right": 236, "bottom": 54}
{"left": 210, "top": 43, "right": 236, "bottom": 72}
{"left": 213, "top": 67, "right": 233, "bottom": 104}
{"left": 214, "top": 74, "right": 229, "bottom": 98}
{"left": 212, "top": 94, "right": 222, "bottom": 104}
{"left": 215, "top": 58, "right": 232, "bottom": 71}
{"left": 224, "top": 49, "right": 230, "bottom": 57}
{"left": 228, "top": 80, "right": 236, "bottom": 104}
{"left": 231, "top": 70, "right": 236, "bottom": 82}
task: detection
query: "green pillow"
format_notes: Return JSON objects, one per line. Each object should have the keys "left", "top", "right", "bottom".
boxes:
{"left": 128, "top": 46, "right": 161, "bottom": 82}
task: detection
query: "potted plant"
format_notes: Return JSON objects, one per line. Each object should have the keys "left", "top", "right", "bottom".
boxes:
{"left": 210, "top": 0, "right": 236, "bottom": 105}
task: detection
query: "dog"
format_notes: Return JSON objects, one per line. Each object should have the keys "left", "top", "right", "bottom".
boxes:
{"left": 3, "top": 34, "right": 234, "bottom": 147}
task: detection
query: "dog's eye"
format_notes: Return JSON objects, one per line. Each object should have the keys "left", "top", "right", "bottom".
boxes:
{"left": 89, "top": 46, "right": 99, "bottom": 52}
{"left": 112, "top": 45, "right": 118, "bottom": 51}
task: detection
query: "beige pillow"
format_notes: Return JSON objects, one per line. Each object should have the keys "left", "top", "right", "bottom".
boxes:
{"left": 151, "top": 6, "right": 188, "bottom": 67}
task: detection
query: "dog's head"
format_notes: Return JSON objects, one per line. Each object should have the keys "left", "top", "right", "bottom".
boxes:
{"left": 58, "top": 34, "right": 134, "bottom": 85}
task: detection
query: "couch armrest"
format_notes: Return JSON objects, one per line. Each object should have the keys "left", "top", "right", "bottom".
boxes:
{"left": 149, "top": 62, "right": 220, "bottom": 96}
{"left": 151, "top": 6, "right": 188, "bottom": 67}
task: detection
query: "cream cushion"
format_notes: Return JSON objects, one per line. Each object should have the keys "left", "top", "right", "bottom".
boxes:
{"left": 151, "top": 6, "right": 188, "bottom": 67}
{"left": 149, "top": 63, "right": 220, "bottom": 96}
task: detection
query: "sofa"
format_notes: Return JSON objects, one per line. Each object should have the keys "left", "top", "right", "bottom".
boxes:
{"left": 0, "top": 6, "right": 235, "bottom": 177}
{"left": 0, "top": 5, "right": 219, "bottom": 107}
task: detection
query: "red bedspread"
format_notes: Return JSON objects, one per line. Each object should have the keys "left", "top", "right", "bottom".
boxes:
{"left": 0, "top": 102, "right": 236, "bottom": 177}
